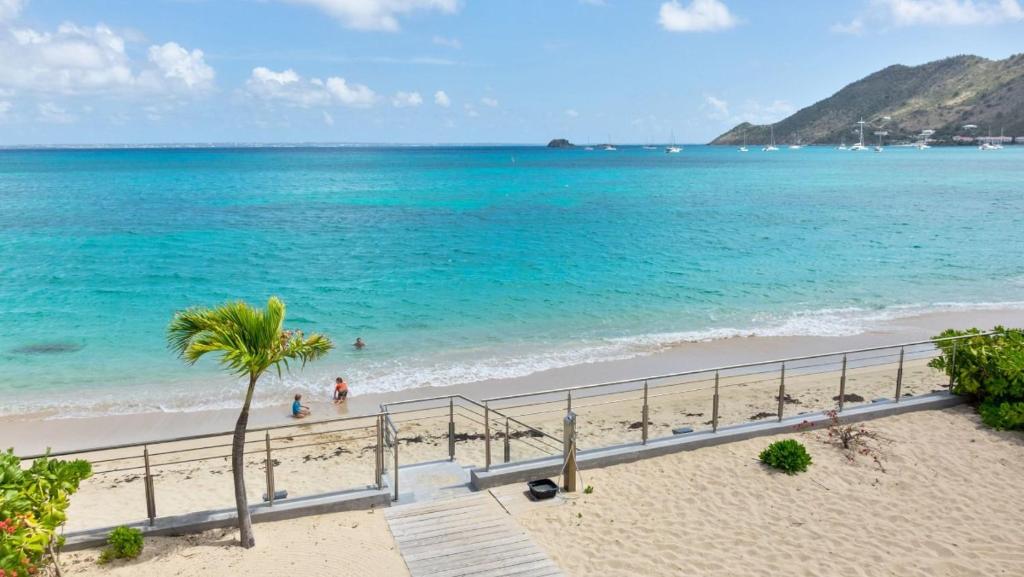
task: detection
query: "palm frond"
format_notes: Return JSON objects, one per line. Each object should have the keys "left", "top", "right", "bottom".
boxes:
{"left": 167, "top": 297, "right": 331, "bottom": 379}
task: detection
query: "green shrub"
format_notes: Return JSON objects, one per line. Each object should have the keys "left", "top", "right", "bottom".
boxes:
{"left": 978, "top": 399, "right": 1024, "bottom": 430}
{"left": 98, "top": 526, "right": 144, "bottom": 564}
{"left": 929, "top": 327, "right": 1024, "bottom": 430}
{"left": 0, "top": 449, "right": 92, "bottom": 577}
{"left": 759, "top": 439, "right": 812, "bottom": 475}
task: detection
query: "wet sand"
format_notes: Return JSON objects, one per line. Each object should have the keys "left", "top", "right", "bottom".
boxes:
{"left": 5, "top": 306, "right": 1021, "bottom": 455}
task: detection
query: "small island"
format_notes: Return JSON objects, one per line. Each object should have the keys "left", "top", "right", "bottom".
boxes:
{"left": 546, "top": 138, "right": 575, "bottom": 148}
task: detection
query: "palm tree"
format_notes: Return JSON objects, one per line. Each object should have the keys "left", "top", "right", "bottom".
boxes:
{"left": 167, "top": 296, "right": 333, "bottom": 548}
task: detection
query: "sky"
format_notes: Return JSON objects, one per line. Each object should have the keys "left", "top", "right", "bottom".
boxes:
{"left": 0, "top": 0, "right": 1022, "bottom": 145}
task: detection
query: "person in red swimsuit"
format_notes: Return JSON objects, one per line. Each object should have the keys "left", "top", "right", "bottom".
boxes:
{"left": 333, "top": 377, "right": 349, "bottom": 403}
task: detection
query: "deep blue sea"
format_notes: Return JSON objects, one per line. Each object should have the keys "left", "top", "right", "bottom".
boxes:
{"left": 1, "top": 145, "right": 1022, "bottom": 416}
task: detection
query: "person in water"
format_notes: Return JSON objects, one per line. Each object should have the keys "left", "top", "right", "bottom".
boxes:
{"left": 292, "top": 393, "right": 310, "bottom": 418}
{"left": 334, "top": 377, "right": 349, "bottom": 403}
{"left": 353, "top": 337, "right": 365, "bottom": 349}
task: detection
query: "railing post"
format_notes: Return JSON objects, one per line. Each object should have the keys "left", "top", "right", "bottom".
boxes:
{"left": 503, "top": 418, "right": 511, "bottom": 464}
{"left": 484, "top": 401, "right": 491, "bottom": 471}
{"left": 777, "top": 363, "right": 786, "bottom": 422}
{"left": 562, "top": 411, "right": 577, "bottom": 493}
{"left": 375, "top": 415, "right": 383, "bottom": 489}
{"left": 895, "top": 347, "right": 905, "bottom": 402}
{"left": 712, "top": 371, "right": 720, "bottom": 433}
{"left": 143, "top": 446, "right": 156, "bottom": 526}
{"left": 448, "top": 398, "right": 455, "bottom": 461}
{"left": 265, "top": 432, "right": 275, "bottom": 507}
{"left": 567, "top": 390, "right": 572, "bottom": 413}
{"left": 838, "top": 354, "right": 848, "bottom": 412}
{"left": 948, "top": 341, "right": 958, "bottom": 391}
{"left": 641, "top": 380, "right": 649, "bottom": 445}
{"left": 393, "top": 431, "right": 399, "bottom": 502}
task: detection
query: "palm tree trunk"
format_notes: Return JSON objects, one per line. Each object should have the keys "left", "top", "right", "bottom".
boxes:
{"left": 232, "top": 373, "right": 258, "bottom": 548}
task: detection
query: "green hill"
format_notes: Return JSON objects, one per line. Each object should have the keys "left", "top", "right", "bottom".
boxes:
{"left": 710, "top": 54, "right": 1024, "bottom": 145}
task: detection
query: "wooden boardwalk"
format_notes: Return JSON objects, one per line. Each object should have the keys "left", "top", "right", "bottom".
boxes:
{"left": 384, "top": 492, "right": 565, "bottom": 577}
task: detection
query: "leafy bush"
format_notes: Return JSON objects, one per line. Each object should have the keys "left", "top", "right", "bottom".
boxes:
{"left": 98, "top": 526, "right": 144, "bottom": 564}
{"left": 0, "top": 449, "right": 92, "bottom": 577}
{"left": 929, "top": 327, "right": 1024, "bottom": 430}
{"left": 759, "top": 439, "right": 812, "bottom": 475}
{"left": 978, "top": 399, "right": 1024, "bottom": 430}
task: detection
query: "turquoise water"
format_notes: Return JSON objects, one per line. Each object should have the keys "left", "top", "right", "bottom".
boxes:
{"left": 1, "top": 145, "right": 1022, "bottom": 416}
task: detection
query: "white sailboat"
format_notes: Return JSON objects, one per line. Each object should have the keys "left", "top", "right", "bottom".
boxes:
{"left": 739, "top": 130, "right": 748, "bottom": 152}
{"left": 788, "top": 132, "right": 802, "bottom": 149}
{"left": 916, "top": 129, "right": 933, "bottom": 149}
{"left": 874, "top": 130, "right": 886, "bottom": 152}
{"left": 762, "top": 125, "right": 778, "bottom": 151}
{"left": 849, "top": 119, "right": 868, "bottom": 151}
{"left": 979, "top": 128, "right": 997, "bottom": 150}
{"left": 837, "top": 137, "right": 848, "bottom": 150}
{"left": 665, "top": 130, "right": 682, "bottom": 154}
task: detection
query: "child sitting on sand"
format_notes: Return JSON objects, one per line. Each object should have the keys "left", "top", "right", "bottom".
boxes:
{"left": 292, "top": 393, "right": 310, "bottom": 418}
{"left": 334, "top": 377, "right": 349, "bottom": 403}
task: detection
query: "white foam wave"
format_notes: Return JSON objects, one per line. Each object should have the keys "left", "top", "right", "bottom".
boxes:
{"left": 7, "top": 299, "right": 1024, "bottom": 419}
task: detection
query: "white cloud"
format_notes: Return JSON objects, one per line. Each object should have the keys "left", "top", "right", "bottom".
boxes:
{"left": 391, "top": 90, "right": 423, "bottom": 107}
{"left": 0, "top": 99, "right": 11, "bottom": 119}
{"left": 703, "top": 96, "right": 795, "bottom": 125}
{"left": 830, "top": 17, "right": 865, "bottom": 34}
{"left": 0, "top": 0, "right": 23, "bottom": 22}
{"left": 839, "top": 0, "right": 1024, "bottom": 30}
{"left": 145, "top": 42, "right": 215, "bottom": 90}
{"left": 703, "top": 95, "right": 730, "bottom": 119}
{"left": 285, "top": 0, "right": 459, "bottom": 31}
{"left": 246, "top": 66, "right": 375, "bottom": 108}
{"left": 564, "top": 108, "right": 579, "bottom": 118}
{"left": 323, "top": 110, "right": 335, "bottom": 125}
{"left": 579, "top": 0, "right": 607, "bottom": 5}
{"left": 0, "top": 15, "right": 214, "bottom": 97}
{"left": 463, "top": 103, "right": 478, "bottom": 117}
{"left": 659, "top": 0, "right": 737, "bottom": 32}
{"left": 433, "top": 89, "right": 450, "bottom": 107}
{"left": 873, "top": 0, "right": 1023, "bottom": 25}
{"left": 37, "top": 101, "right": 75, "bottom": 123}
{"left": 0, "top": 23, "right": 135, "bottom": 94}
{"left": 480, "top": 96, "right": 498, "bottom": 107}
{"left": 326, "top": 76, "right": 375, "bottom": 107}
{"left": 432, "top": 34, "right": 461, "bottom": 48}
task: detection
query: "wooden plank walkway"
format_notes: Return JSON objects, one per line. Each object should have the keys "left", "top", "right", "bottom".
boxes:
{"left": 384, "top": 492, "right": 565, "bottom": 577}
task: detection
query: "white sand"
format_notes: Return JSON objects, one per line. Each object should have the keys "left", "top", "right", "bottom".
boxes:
{"left": 61, "top": 507, "right": 409, "bottom": 577}
{"left": 61, "top": 357, "right": 947, "bottom": 531}
{"left": 511, "top": 406, "right": 1024, "bottom": 577}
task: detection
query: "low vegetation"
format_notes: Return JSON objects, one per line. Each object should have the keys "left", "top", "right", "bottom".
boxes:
{"left": 0, "top": 449, "right": 92, "bottom": 577}
{"left": 759, "top": 439, "right": 812, "bottom": 475}
{"left": 823, "top": 410, "right": 888, "bottom": 471}
{"left": 98, "top": 526, "right": 144, "bottom": 564}
{"left": 930, "top": 327, "right": 1024, "bottom": 430}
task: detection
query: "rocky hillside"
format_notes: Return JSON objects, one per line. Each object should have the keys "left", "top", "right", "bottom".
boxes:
{"left": 711, "top": 54, "right": 1024, "bottom": 145}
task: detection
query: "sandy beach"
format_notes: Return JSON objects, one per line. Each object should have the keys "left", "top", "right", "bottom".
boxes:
{"left": 7, "top": 306, "right": 1023, "bottom": 455}
{"left": 56, "top": 406, "right": 1024, "bottom": 577}
{"left": 5, "top": 307, "right": 1021, "bottom": 533}
{"left": 60, "top": 507, "right": 409, "bottom": 577}
{"left": 511, "top": 405, "right": 1024, "bottom": 577}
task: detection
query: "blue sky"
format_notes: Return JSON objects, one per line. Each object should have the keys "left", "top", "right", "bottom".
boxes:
{"left": 0, "top": 0, "right": 1022, "bottom": 145}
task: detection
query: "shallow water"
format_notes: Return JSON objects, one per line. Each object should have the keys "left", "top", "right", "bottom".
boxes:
{"left": 1, "top": 145, "right": 1022, "bottom": 416}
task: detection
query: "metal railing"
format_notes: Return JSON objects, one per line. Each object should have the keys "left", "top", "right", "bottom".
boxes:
{"left": 481, "top": 332, "right": 992, "bottom": 451}
{"left": 17, "top": 331, "right": 991, "bottom": 529}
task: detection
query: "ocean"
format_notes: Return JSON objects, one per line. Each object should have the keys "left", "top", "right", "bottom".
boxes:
{"left": 1, "top": 145, "right": 1022, "bottom": 417}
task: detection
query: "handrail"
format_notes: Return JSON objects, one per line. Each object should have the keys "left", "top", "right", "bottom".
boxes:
{"left": 383, "top": 393, "right": 562, "bottom": 446}
{"left": 20, "top": 331, "right": 991, "bottom": 463}
{"left": 20, "top": 411, "right": 385, "bottom": 461}
{"left": 481, "top": 331, "right": 995, "bottom": 404}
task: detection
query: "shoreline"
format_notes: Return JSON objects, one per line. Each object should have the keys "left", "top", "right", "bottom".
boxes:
{"left": 6, "top": 306, "right": 1023, "bottom": 455}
